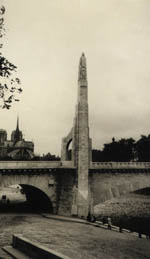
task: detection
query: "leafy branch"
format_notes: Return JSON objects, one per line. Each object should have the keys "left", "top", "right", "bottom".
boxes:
{"left": 0, "top": 5, "right": 22, "bottom": 109}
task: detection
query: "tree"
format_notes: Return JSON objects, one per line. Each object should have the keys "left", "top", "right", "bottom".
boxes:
{"left": 0, "top": 5, "right": 22, "bottom": 109}
{"left": 92, "top": 149, "right": 104, "bottom": 162}
{"left": 135, "top": 135, "right": 150, "bottom": 162}
{"left": 42, "top": 153, "right": 60, "bottom": 161}
{"left": 92, "top": 138, "right": 135, "bottom": 162}
{"left": 101, "top": 138, "right": 134, "bottom": 162}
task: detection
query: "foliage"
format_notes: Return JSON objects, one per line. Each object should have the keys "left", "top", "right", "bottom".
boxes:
{"left": 0, "top": 5, "right": 22, "bottom": 109}
{"left": 92, "top": 149, "right": 104, "bottom": 162}
{"left": 41, "top": 153, "right": 60, "bottom": 161}
{"left": 92, "top": 135, "right": 150, "bottom": 162}
{"left": 31, "top": 153, "right": 60, "bottom": 161}
{"left": 135, "top": 135, "right": 150, "bottom": 162}
{"left": 93, "top": 137, "right": 135, "bottom": 162}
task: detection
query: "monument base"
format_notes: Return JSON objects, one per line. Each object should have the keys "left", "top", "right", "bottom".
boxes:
{"left": 71, "top": 204, "right": 78, "bottom": 216}
{"left": 77, "top": 204, "right": 89, "bottom": 219}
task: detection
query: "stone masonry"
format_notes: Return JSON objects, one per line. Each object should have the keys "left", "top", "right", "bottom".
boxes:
{"left": 61, "top": 53, "right": 92, "bottom": 217}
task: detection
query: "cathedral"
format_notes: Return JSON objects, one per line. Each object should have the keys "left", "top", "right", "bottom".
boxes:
{"left": 0, "top": 118, "right": 34, "bottom": 160}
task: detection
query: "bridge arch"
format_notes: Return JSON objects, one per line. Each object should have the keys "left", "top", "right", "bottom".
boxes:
{"left": 0, "top": 174, "right": 57, "bottom": 212}
{"left": 61, "top": 128, "right": 73, "bottom": 161}
{"left": 66, "top": 139, "right": 72, "bottom": 161}
{"left": 20, "top": 184, "right": 53, "bottom": 212}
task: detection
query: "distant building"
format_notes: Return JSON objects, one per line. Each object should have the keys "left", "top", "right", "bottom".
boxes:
{"left": 0, "top": 118, "right": 34, "bottom": 160}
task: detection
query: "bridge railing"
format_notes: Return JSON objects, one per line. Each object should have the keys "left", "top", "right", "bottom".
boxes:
{"left": 0, "top": 161, "right": 74, "bottom": 170}
{"left": 91, "top": 162, "right": 150, "bottom": 169}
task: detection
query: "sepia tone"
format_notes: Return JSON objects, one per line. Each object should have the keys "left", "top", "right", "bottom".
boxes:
{"left": 0, "top": 0, "right": 150, "bottom": 258}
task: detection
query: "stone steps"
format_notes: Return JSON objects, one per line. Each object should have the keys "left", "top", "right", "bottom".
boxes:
{"left": 3, "top": 246, "right": 30, "bottom": 259}
{"left": 3, "top": 234, "right": 71, "bottom": 259}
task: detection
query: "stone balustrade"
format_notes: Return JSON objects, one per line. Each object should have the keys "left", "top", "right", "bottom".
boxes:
{"left": 0, "top": 160, "right": 150, "bottom": 171}
{"left": 91, "top": 162, "right": 150, "bottom": 169}
{"left": 0, "top": 160, "right": 74, "bottom": 170}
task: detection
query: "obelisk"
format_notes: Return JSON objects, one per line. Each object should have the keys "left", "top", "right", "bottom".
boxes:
{"left": 73, "top": 53, "right": 91, "bottom": 217}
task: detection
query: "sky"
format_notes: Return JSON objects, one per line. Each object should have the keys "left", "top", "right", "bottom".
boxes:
{"left": 0, "top": 0, "right": 150, "bottom": 156}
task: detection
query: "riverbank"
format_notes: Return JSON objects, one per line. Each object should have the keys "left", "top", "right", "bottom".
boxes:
{"left": 94, "top": 193, "right": 150, "bottom": 234}
{"left": 0, "top": 213, "right": 150, "bottom": 259}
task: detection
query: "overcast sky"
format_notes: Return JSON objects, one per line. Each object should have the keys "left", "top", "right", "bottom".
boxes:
{"left": 1, "top": 0, "right": 150, "bottom": 156}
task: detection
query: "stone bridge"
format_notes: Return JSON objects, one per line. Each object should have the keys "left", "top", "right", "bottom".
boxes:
{"left": 0, "top": 161, "right": 76, "bottom": 215}
{"left": 1, "top": 54, "right": 150, "bottom": 217}
{"left": 0, "top": 160, "right": 150, "bottom": 215}
{"left": 90, "top": 162, "right": 150, "bottom": 205}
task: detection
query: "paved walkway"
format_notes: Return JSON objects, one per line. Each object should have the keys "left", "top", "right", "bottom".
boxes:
{"left": 42, "top": 214, "right": 87, "bottom": 223}
{"left": 0, "top": 214, "right": 150, "bottom": 259}
{"left": 42, "top": 213, "right": 149, "bottom": 239}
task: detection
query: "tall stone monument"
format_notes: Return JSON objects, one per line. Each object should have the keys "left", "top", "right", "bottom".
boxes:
{"left": 61, "top": 53, "right": 92, "bottom": 217}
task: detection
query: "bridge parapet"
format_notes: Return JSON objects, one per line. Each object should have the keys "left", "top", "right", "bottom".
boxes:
{"left": 0, "top": 161, "right": 75, "bottom": 170}
{"left": 91, "top": 162, "right": 150, "bottom": 169}
{"left": 61, "top": 161, "right": 75, "bottom": 168}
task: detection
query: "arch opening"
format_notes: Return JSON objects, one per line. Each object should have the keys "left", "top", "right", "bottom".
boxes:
{"left": 20, "top": 184, "right": 53, "bottom": 212}
{"left": 0, "top": 184, "right": 53, "bottom": 213}
{"left": 66, "top": 139, "right": 72, "bottom": 161}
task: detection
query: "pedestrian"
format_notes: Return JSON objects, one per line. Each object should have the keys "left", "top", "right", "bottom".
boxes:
{"left": 87, "top": 212, "right": 91, "bottom": 222}
{"left": 119, "top": 226, "right": 123, "bottom": 233}
{"left": 119, "top": 218, "right": 123, "bottom": 233}
{"left": 102, "top": 216, "right": 106, "bottom": 225}
{"left": 91, "top": 215, "right": 96, "bottom": 223}
{"left": 107, "top": 217, "right": 112, "bottom": 230}
{"left": 138, "top": 232, "right": 142, "bottom": 238}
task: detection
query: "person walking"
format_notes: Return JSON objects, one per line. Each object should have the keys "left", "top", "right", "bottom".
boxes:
{"left": 107, "top": 217, "right": 112, "bottom": 230}
{"left": 102, "top": 217, "right": 106, "bottom": 225}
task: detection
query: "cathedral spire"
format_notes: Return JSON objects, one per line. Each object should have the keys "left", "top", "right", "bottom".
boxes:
{"left": 13, "top": 116, "right": 22, "bottom": 143}
{"left": 78, "top": 53, "right": 87, "bottom": 82}
{"left": 16, "top": 116, "right": 19, "bottom": 132}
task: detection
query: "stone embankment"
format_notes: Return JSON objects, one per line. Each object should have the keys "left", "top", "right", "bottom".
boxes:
{"left": 94, "top": 193, "right": 150, "bottom": 234}
{"left": 95, "top": 193, "right": 150, "bottom": 217}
